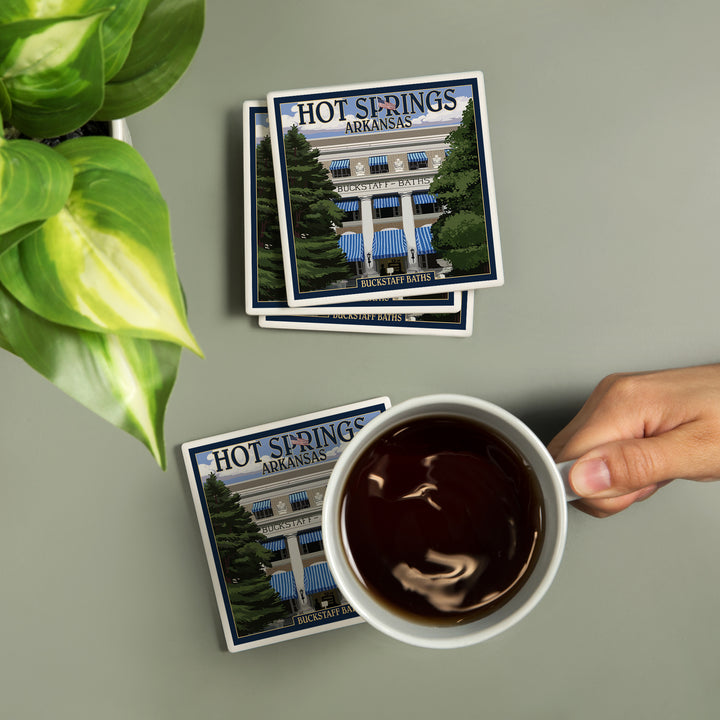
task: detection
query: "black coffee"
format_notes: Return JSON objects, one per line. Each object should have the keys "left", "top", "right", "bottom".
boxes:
{"left": 340, "top": 415, "right": 545, "bottom": 625}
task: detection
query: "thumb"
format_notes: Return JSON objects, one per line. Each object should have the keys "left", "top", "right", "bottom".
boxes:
{"left": 569, "top": 426, "right": 700, "bottom": 499}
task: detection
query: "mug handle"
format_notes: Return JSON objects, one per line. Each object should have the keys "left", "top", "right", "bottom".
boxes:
{"left": 556, "top": 460, "right": 581, "bottom": 502}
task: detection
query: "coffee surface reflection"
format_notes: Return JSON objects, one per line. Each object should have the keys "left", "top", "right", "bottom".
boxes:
{"left": 340, "top": 415, "right": 545, "bottom": 625}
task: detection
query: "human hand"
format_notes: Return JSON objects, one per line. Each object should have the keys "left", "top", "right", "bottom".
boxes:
{"left": 548, "top": 364, "right": 720, "bottom": 517}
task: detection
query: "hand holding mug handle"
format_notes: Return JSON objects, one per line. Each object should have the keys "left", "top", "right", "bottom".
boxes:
{"left": 548, "top": 364, "right": 720, "bottom": 518}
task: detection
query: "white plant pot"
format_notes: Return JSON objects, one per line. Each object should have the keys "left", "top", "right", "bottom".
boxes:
{"left": 111, "top": 119, "right": 132, "bottom": 145}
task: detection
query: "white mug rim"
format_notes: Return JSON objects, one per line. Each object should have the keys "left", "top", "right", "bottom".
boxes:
{"left": 322, "top": 393, "right": 569, "bottom": 649}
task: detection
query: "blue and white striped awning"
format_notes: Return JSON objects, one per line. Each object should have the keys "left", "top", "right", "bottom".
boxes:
{"left": 298, "top": 528, "right": 323, "bottom": 545}
{"left": 251, "top": 499, "right": 271, "bottom": 513}
{"left": 338, "top": 232, "right": 364, "bottom": 262}
{"left": 262, "top": 537, "right": 286, "bottom": 552}
{"left": 335, "top": 198, "right": 359, "bottom": 212}
{"left": 369, "top": 155, "right": 387, "bottom": 166}
{"left": 289, "top": 491, "right": 308, "bottom": 505}
{"left": 329, "top": 159, "right": 350, "bottom": 170}
{"left": 415, "top": 225, "right": 436, "bottom": 255}
{"left": 408, "top": 151, "right": 428, "bottom": 162}
{"left": 412, "top": 192, "right": 437, "bottom": 205}
{"left": 269, "top": 570, "right": 298, "bottom": 601}
{"left": 373, "top": 195, "right": 400, "bottom": 209}
{"left": 372, "top": 228, "right": 407, "bottom": 259}
{"left": 303, "top": 562, "right": 337, "bottom": 595}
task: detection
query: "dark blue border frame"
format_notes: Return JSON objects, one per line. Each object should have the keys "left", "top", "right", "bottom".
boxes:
{"left": 186, "top": 402, "right": 388, "bottom": 648}
{"left": 248, "top": 105, "right": 457, "bottom": 312}
{"left": 270, "top": 75, "right": 499, "bottom": 304}
{"left": 264, "top": 289, "right": 471, "bottom": 332}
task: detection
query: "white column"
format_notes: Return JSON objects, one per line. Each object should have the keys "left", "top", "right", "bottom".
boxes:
{"left": 360, "top": 196, "right": 376, "bottom": 275}
{"left": 400, "top": 192, "right": 419, "bottom": 272}
{"left": 286, "top": 533, "right": 311, "bottom": 612}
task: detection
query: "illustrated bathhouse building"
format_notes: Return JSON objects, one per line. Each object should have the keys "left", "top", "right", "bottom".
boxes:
{"left": 311, "top": 125, "right": 452, "bottom": 277}
{"left": 227, "top": 464, "right": 344, "bottom": 621}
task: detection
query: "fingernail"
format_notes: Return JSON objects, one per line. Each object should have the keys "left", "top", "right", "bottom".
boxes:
{"left": 572, "top": 458, "right": 612, "bottom": 496}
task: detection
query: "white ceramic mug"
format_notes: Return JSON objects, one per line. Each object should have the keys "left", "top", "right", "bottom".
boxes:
{"left": 322, "top": 394, "right": 577, "bottom": 649}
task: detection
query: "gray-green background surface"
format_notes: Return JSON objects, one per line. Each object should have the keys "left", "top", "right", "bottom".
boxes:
{"left": 3, "top": 2, "right": 719, "bottom": 718}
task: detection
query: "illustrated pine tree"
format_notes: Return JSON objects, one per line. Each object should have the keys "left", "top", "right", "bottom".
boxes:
{"left": 283, "top": 126, "right": 352, "bottom": 291}
{"left": 428, "top": 102, "right": 490, "bottom": 276}
{"left": 255, "top": 136, "right": 286, "bottom": 302}
{"left": 203, "top": 473, "right": 287, "bottom": 635}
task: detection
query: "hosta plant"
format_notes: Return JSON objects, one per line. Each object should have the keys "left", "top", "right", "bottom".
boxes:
{"left": 0, "top": 0, "right": 205, "bottom": 468}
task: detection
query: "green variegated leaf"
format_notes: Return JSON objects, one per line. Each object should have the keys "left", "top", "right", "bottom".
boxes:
{"left": 0, "top": 2, "right": 33, "bottom": 23}
{"left": 0, "top": 12, "right": 108, "bottom": 137}
{"left": 0, "top": 280, "right": 179, "bottom": 467}
{"left": 97, "top": 0, "right": 204, "bottom": 119}
{"left": 0, "top": 1, "right": 150, "bottom": 82}
{"left": 0, "top": 220, "right": 44, "bottom": 257}
{"left": 0, "top": 80, "right": 11, "bottom": 121}
{"left": 58, "top": 130, "right": 160, "bottom": 190}
{"left": 0, "top": 136, "right": 202, "bottom": 355}
{"left": 0, "top": 320, "right": 13, "bottom": 352}
{"left": 0, "top": 135, "right": 73, "bottom": 234}
{"left": 77, "top": 0, "right": 149, "bottom": 81}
